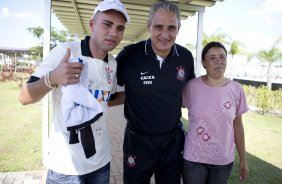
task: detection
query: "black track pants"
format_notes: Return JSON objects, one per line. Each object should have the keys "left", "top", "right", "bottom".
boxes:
{"left": 123, "top": 125, "right": 184, "bottom": 184}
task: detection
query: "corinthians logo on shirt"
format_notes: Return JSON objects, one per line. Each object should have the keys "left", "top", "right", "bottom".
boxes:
{"left": 176, "top": 65, "right": 185, "bottom": 81}
{"left": 105, "top": 67, "right": 113, "bottom": 84}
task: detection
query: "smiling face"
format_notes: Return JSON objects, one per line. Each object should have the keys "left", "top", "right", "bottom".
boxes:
{"left": 89, "top": 10, "right": 126, "bottom": 58}
{"left": 202, "top": 47, "right": 227, "bottom": 79}
{"left": 147, "top": 9, "right": 180, "bottom": 58}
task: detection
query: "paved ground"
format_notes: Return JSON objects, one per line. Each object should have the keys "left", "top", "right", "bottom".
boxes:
{"left": 0, "top": 105, "right": 156, "bottom": 184}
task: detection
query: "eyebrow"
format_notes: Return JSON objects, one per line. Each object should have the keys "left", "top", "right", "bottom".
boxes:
{"left": 103, "top": 19, "right": 125, "bottom": 30}
{"left": 153, "top": 24, "right": 177, "bottom": 28}
{"left": 207, "top": 53, "right": 226, "bottom": 56}
{"left": 103, "top": 19, "right": 114, "bottom": 24}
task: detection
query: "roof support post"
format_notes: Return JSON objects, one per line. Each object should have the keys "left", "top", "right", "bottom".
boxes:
{"left": 42, "top": 0, "right": 51, "bottom": 166}
{"left": 195, "top": 10, "right": 204, "bottom": 77}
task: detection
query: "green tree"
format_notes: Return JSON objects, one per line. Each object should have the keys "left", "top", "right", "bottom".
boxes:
{"left": 202, "top": 29, "right": 231, "bottom": 46}
{"left": 229, "top": 41, "right": 244, "bottom": 58}
{"left": 185, "top": 43, "right": 195, "bottom": 51}
{"left": 228, "top": 40, "right": 245, "bottom": 78}
{"left": 185, "top": 29, "right": 232, "bottom": 52}
{"left": 246, "top": 52, "right": 255, "bottom": 62}
{"left": 186, "top": 30, "right": 233, "bottom": 76}
{"left": 28, "top": 46, "right": 43, "bottom": 62}
{"left": 27, "top": 26, "right": 43, "bottom": 39}
{"left": 257, "top": 35, "right": 282, "bottom": 90}
{"left": 26, "top": 26, "right": 75, "bottom": 60}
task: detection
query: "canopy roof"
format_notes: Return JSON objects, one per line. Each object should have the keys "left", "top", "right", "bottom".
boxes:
{"left": 51, "top": 0, "right": 224, "bottom": 54}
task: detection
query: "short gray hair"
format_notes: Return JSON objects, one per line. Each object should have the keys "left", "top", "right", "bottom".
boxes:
{"left": 148, "top": 1, "right": 181, "bottom": 26}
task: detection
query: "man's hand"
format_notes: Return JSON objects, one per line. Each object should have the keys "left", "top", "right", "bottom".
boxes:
{"left": 50, "top": 48, "right": 84, "bottom": 86}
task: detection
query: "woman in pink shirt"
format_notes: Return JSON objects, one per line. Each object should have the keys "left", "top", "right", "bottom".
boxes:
{"left": 182, "top": 42, "right": 249, "bottom": 184}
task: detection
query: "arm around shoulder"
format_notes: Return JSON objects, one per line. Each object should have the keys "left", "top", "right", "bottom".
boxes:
{"left": 107, "top": 92, "right": 125, "bottom": 107}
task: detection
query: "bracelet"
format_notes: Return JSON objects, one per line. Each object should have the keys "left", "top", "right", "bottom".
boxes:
{"left": 44, "top": 71, "right": 58, "bottom": 89}
{"left": 47, "top": 71, "right": 58, "bottom": 88}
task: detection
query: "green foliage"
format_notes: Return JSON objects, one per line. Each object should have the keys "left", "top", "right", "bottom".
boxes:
{"left": 27, "top": 26, "right": 43, "bottom": 39}
{"left": 229, "top": 40, "right": 245, "bottom": 58}
{"left": 26, "top": 26, "right": 76, "bottom": 60}
{"left": 186, "top": 30, "right": 246, "bottom": 61}
{"left": 185, "top": 43, "right": 195, "bottom": 51}
{"left": 28, "top": 45, "right": 43, "bottom": 60}
{"left": 257, "top": 47, "right": 282, "bottom": 64}
{"left": 202, "top": 29, "right": 231, "bottom": 46}
{"left": 50, "top": 28, "right": 75, "bottom": 49}
{"left": 257, "top": 35, "right": 282, "bottom": 90}
{"left": 273, "top": 89, "right": 282, "bottom": 113}
{"left": 243, "top": 85, "right": 282, "bottom": 115}
{"left": 256, "top": 85, "right": 273, "bottom": 114}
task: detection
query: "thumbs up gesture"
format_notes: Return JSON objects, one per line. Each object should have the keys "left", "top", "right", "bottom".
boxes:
{"left": 49, "top": 48, "right": 84, "bottom": 86}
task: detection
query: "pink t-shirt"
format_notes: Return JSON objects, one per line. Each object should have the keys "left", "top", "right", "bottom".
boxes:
{"left": 182, "top": 77, "right": 248, "bottom": 165}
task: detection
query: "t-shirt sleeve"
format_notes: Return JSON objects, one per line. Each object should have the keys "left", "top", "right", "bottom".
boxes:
{"left": 187, "top": 52, "right": 196, "bottom": 81}
{"left": 32, "top": 44, "right": 66, "bottom": 78}
{"left": 116, "top": 48, "right": 128, "bottom": 86}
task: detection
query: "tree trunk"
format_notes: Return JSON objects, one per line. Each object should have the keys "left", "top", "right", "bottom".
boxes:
{"left": 267, "top": 63, "right": 272, "bottom": 90}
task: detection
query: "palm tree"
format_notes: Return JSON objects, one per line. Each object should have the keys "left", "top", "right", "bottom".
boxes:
{"left": 185, "top": 43, "right": 195, "bottom": 51}
{"left": 257, "top": 35, "right": 282, "bottom": 90}
{"left": 228, "top": 41, "right": 245, "bottom": 79}
{"left": 185, "top": 29, "right": 231, "bottom": 52}
{"left": 229, "top": 41, "right": 244, "bottom": 58}
{"left": 202, "top": 29, "right": 231, "bottom": 46}
{"left": 185, "top": 30, "right": 232, "bottom": 76}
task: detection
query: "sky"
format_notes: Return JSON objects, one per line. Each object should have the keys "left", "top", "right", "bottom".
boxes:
{"left": 0, "top": 0, "right": 282, "bottom": 54}
{"left": 176, "top": 0, "right": 282, "bottom": 53}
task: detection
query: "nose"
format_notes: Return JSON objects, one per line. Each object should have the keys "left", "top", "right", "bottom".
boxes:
{"left": 160, "top": 29, "right": 170, "bottom": 39}
{"left": 215, "top": 57, "right": 225, "bottom": 64}
{"left": 162, "top": 30, "right": 169, "bottom": 38}
{"left": 109, "top": 27, "right": 117, "bottom": 37}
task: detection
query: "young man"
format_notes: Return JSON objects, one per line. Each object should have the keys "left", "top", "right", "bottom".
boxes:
{"left": 112, "top": 1, "right": 195, "bottom": 184}
{"left": 17, "top": 0, "right": 130, "bottom": 183}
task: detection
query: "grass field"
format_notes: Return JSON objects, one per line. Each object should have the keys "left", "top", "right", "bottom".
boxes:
{"left": 1, "top": 80, "right": 282, "bottom": 183}
{"left": 0, "top": 81, "right": 43, "bottom": 171}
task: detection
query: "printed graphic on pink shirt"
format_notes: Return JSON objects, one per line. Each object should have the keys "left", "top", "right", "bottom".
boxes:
{"left": 184, "top": 98, "right": 236, "bottom": 165}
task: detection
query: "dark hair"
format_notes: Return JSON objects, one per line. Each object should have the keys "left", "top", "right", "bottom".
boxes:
{"left": 148, "top": 1, "right": 181, "bottom": 27}
{"left": 201, "top": 42, "right": 227, "bottom": 61}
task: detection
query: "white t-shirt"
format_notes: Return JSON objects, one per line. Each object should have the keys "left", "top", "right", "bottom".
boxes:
{"left": 33, "top": 41, "right": 117, "bottom": 175}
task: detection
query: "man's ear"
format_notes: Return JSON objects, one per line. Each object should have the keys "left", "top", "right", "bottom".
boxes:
{"left": 178, "top": 23, "right": 181, "bottom": 31}
{"left": 89, "top": 19, "right": 95, "bottom": 31}
{"left": 147, "top": 20, "right": 151, "bottom": 33}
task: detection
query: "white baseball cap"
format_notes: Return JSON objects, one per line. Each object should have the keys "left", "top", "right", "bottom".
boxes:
{"left": 92, "top": 0, "right": 130, "bottom": 23}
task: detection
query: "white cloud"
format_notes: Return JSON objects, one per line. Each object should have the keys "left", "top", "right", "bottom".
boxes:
{"left": 261, "top": 0, "right": 282, "bottom": 14}
{"left": 249, "top": 0, "right": 282, "bottom": 16}
{"left": 0, "top": 7, "right": 41, "bottom": 22}
{"left": 0, "top": 8, "right": 10, "bottom": 18}
{"left": 248, "top": 0, "right": 282, "bottom": 28}
{"left": 231, "top": 30, "right": 272, "bottom": 52}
